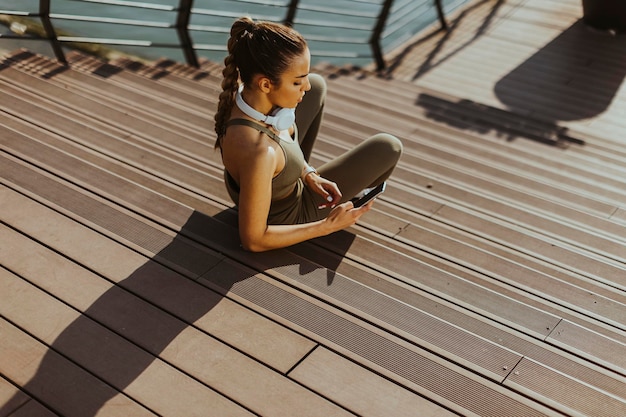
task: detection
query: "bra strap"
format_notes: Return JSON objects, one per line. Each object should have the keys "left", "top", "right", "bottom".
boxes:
{"left": 226, "top": 118, "right": 281, "bottom": 143}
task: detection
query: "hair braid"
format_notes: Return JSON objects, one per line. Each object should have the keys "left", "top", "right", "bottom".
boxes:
{"left": 214, "top": 18, "right": 250, "bottom": 148}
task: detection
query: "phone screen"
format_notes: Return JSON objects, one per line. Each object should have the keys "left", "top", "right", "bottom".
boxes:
{"left": 353, "top": 182, "right": 386, "bottom": 208}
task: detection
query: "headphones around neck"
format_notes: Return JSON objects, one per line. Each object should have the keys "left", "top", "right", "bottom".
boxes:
{"left": 235, "top": 84, "right": 295, "bottom": 131}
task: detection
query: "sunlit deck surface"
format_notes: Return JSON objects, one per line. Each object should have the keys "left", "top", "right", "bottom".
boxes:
{"left": 1, "top": 0, "right": 625, "bottom": 415}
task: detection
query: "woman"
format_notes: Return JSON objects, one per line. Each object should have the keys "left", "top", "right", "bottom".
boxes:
{"left": 214, "top": 17, "right": 402, "bottom": 252}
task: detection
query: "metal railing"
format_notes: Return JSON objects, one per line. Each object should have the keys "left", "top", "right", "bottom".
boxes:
{"left": 0, "top": 0, "right": 453, "bottom": 70}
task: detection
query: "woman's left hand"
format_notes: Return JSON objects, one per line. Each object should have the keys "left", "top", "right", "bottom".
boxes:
{"left": 304, "top": 173, "right": 342, "bottom": 209}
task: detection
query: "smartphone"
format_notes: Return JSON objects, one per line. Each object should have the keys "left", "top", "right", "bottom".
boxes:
{"left": 352, "top": 182, "right": 386, "bottom": 208}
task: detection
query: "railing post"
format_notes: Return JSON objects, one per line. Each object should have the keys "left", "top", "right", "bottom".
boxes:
{"left": 176, "top": 0, "right": 199, "bottom": 67}
{"left": 284, "top": 0, "right": 300, "bottom": 27}
{"left": 39, "top": 0, "right": 67, "bottom": 64}
{"left": 434, "top": 0, "right": 449, "bottom": 31}
{"left": 370, "top": 0, "right": 394, "bottom": 71}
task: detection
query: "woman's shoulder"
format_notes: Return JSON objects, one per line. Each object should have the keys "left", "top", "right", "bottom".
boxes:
{"left": 221, "top": 119, "right": 281, "bottom": 165}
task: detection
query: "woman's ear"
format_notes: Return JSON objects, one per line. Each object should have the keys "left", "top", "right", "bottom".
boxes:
{"left": 257, "top": 76, "right": 273, "bottom": 93}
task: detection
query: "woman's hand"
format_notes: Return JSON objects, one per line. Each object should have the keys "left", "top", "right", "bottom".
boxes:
{"left": 322, "top": 200, "right": 374, "bottom": 234}
{"left": 303, "top": 173, "right": 342, "bottom": 209}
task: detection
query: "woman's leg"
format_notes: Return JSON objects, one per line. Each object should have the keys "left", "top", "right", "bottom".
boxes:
{"left": 315, "top": 133, "right": 403, "bottom": 209}
{"left": 295, "top": 73, "right": 326, "bottom": 161}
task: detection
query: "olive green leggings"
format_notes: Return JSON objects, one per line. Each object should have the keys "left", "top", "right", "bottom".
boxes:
{"left": 293, "top": 74, "right": 403, "bottom": 222}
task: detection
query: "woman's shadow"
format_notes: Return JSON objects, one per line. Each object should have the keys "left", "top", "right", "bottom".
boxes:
{"left": 494, "top": 19, "right": 626, "bottom": 123}
{"left": 1, "top": 209, "right": 355, "bottom": 416}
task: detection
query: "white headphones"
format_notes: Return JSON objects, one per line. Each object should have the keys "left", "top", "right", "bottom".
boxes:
{"left": 235, "top": 84, "right": 295, "bottom": 131}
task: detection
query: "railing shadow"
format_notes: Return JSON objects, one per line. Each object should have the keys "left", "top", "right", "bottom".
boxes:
{"left": 383, "top": 0, "right": 505, "bottom": 79}
{"left": 0, "top": 210, "right": 355, "bottom": 415}
{"left": 494, "top": 19, "right": 626, "bottom": 123}
{"left": 415, "top": 93, "right": 582, "bottom": 147}
{"left": 415, "top": 18, "right": 626, "bottom": 147}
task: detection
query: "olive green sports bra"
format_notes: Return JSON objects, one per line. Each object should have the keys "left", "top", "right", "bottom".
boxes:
{"left": 223, "top": 118, "right": 305, "bottom": 204}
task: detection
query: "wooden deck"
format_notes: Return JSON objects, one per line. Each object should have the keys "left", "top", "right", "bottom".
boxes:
{"left": 1, "top": 0, "right": 625, "bottom": 415}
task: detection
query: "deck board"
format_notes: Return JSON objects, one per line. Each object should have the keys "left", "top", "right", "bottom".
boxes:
{"left": 2, "top": 0, "right": 626, "bottom": 415}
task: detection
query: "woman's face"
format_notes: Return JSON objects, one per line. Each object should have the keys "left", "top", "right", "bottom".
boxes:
{"left": 268, "top": 47, "right": 312, "bottom": 109}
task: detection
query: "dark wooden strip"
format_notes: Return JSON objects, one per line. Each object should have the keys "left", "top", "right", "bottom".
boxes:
{"left": 14, "top": 51, "right": 217, "bottom": 118}
{"left": 0, "top": 110, "right": 229, "bottom": 216}
{"left": 327, "top": 68, "right": 626, "bottom": 166}
{"left": 321, "top": 95, "right": 625, "bottom": 225}
{"left": 76, "top": 53, "right": 223, "bottom": 98}
{"left": 432, "top": 205, "right": 626, "bottom": 292}
{"left": 0, "top": 261, "right": 256, "bottom": 417}
{"left": 0, "top": 94, "right": 222, "bottom": 197}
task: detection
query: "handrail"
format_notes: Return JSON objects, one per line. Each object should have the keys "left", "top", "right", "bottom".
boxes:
{"left": 284, "top": 0, "right": 299, "bottom": 27}
{"left": 370, "top": 0, "right": 394, "bottom": 71}
{"left": 175, "top": 0, "right": 198, "bottom": 67}
{"left": 39, "top": 0, "right": 66, "bottom": 64}
{"left": 1, "top": 0, "right": 453, "bottom": 69}
{"left": 435, "top": 0, "right": 449, "bottom": 31}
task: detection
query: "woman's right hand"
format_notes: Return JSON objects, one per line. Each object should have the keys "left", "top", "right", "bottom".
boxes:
{"left": 323, "top": 200, "right": 374, "bottom": 233}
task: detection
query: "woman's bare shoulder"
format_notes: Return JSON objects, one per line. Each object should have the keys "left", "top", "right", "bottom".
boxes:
{"left": 221, "top": 122, "right": 281, "bottom": 180}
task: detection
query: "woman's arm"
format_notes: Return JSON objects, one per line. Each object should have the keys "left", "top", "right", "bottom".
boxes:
{"left": 236, "top": 145, "right": 370, "bottom": 252}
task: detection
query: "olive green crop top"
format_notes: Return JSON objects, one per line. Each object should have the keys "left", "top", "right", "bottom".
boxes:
{"left": 223, "top": 118, "right": 305, "bottom": 209}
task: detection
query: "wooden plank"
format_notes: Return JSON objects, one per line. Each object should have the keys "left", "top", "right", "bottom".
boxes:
{"left": 505, "top": 358, "right": 626, "bottom": 416}
{"left": 289, "top": 347, "right": 458, "bottom": 417}
{"left": 0, "top": 153, "right": 527, "bottom": 383}
{"left": 547, "top": 320, "right": 626, "bottom": 375}
{"left": 197, "top": 259, "right": 561, "bottom": 417}
{"left": 430, "top": 204, "right": 626, "bottom": 292}
{"left": 4, "top": 51, "right": 624, "bottom": 334}
{"left": 412, "top": 44, "right": 626, "bottom": 142}
{"left": 0, "top": 100, "right": 221, "bottom": 191}
{"left": 0, "top": 377, "right": 32, "bottom": 417}
{"left": 11, "top": 51, "right": 217, "bottom": 123}
{"left": 0, "top": 225, "right": 351, "bottom": 417}
{"left": 613, "top": 208, "right": 626, "bottom": 225}
{"left": 0, "top": 315, "right": 156, "bottom": 417}
{"left": 0, "top": 110, "right": 229, "bottom": 217}
{"left": 326, "top": 70, "right": 626, "bottom": 165}
{"left": 0, "top": 378, "right": 57, "bottom": 417}
{"left": 0, "top": 72, "right": 215, "bottom": 165}
{"left": 0, "top": 236, "right": 256, "bottom": 417}
{"left": 325, "top": 77, "right": 626, "bottom": 203}
{"left": 1, "top": 147, "right": 561, "bottom": 416}
{"left": 4, "top": 109, "right": 624, "bottom": 366}
{"left": 65, "top": 51, "right": 221, "bottom": 103}
{"left": 0, "top": 185, "right": 317, "bottom": 374}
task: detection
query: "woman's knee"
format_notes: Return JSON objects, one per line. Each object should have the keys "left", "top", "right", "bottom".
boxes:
{"left": 370, "top": 133, "right": 403, "bottom": 160}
